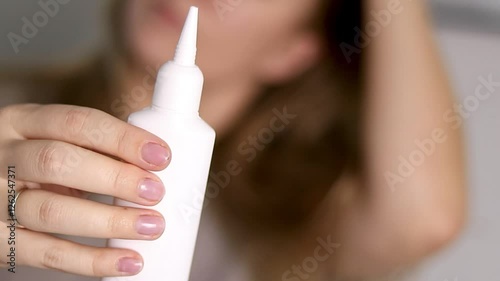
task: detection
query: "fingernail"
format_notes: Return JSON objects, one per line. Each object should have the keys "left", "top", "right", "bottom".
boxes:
{"left": 141, "top": 142, "right": 170, "bottom": 166}
{"left": 138, "top": 179, "right": 165, "bottom": 202}
{"left": 136, "top": 215, "right": 165, "bottom": 236}
{"left": 117, "top": 257, "right": 143, "bottom": 274}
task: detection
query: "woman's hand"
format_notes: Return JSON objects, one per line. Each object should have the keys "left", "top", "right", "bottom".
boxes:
{"left": 0, "top": 104, "right": 171, "bottom": 277}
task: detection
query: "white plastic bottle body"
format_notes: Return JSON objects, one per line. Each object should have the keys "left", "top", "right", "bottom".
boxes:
{"left": 103, "top": 108, "right": 215, "bottom": 281}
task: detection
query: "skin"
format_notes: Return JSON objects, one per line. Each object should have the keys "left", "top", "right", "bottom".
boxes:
{"left": 0, "top": 0, "right": 465, "bottom": 279}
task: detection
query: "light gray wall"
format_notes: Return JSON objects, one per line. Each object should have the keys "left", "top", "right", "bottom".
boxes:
{"left": 0, "top": 0, "right": 109, "bottom": 66}
{"left": 435, "top": 0, "right": 500, "bottom": 12}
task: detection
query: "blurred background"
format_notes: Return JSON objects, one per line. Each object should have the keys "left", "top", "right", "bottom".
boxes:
{"left": 0, "top": 1, "right": 499, "bottom": 280}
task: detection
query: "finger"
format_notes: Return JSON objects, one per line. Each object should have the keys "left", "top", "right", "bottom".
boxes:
{"left": 15, "top": 189, "right": 165, "bottom": 240}
{"left": 6, "top": 104, "right": 171, "bottom": 170}
{"left": 4, "top": 139, "right": 165, "bottom": 205}
{"left": 0, "top": 223, "right": 144, "bottom": 277}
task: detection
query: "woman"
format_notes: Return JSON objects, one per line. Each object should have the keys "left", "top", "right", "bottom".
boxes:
{"left": 0, "top": 0, "right": 466, "bottom": 280}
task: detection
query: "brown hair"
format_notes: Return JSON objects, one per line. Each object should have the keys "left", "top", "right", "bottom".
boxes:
{"left": 208, "top": 0, "right": 364, "bottom": 226}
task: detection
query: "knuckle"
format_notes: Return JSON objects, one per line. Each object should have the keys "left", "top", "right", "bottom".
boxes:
{"left": 37, "top": 197, "right": 64, "bottom": 226}
{"left": 114, "top": 126, "right": 132, "bottom": 156}
{"left": 106, "top": 211, "right": 129, "bottom": 235}
{"left": 63, "top": 107, "right": 93, "bottom": 137}
{"left": 41, "top": 246, "right": 65, "bottom": 270}
{"left": 34, "top": 143, "right": 65, "bottom": 177}
{"left": 104, "top": 164, "right": 132, "bottom": 195}
{"left": 90, "top": 250, "right": 107, "bottom": 276}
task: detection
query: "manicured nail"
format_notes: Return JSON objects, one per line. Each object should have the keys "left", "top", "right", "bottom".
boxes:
{"left": 136, "top": 215, "right": 165, "bottom": 236}
{"left": 117, "top": 257, "right": 143, "bottom": 274}
{"left": 141, "top": 142, "right": 170, "bottom": 166}
{"left": 138, "top": 179, "right": 165, "bottom": 202}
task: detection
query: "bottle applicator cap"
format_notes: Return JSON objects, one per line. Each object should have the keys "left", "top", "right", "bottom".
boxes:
{"left": 174, "top": 6, "right": 198, "bottom": 66}
{"left": 151, "top": 6, "right": 204, "bottom": 113}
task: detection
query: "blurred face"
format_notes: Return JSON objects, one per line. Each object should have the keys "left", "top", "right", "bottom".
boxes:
{"left": 124, "top": 0, "right": 323, "bottom": 86}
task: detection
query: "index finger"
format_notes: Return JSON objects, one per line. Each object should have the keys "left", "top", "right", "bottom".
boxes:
{"left": 7, "top": 104, "right": 171, "bottom": 170}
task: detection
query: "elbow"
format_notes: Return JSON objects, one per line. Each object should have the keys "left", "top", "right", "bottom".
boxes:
{"left": 417, "top": 199, "right": 467, "bottom": 256}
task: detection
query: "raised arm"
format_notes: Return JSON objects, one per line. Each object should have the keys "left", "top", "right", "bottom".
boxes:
{"left": 326, "top": 0, "right": 466, "bottom": 278}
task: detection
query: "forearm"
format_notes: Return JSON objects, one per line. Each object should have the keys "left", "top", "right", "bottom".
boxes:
{"left": 330, "top": 0, "right": 466, "bottom": 278}
{"left": 363, "top": 0, "right": 465, "bottom": 238}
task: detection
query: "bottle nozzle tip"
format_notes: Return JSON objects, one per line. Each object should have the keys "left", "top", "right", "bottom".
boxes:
{"left": 174, "top": 6, "right": 199, "bottom": 66}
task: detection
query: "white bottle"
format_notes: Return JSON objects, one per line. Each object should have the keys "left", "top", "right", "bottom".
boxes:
{"left": 102, "top": 6, "right": 215, "bottom": 281}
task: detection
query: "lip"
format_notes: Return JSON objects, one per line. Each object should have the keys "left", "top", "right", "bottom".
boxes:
{"left": 150, "top": 1, "right": 184, "bottom": 30}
